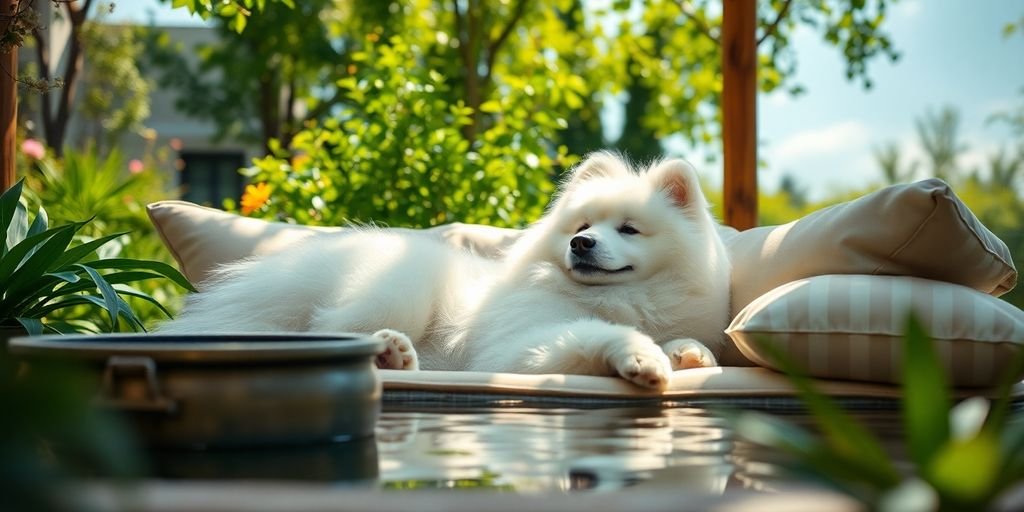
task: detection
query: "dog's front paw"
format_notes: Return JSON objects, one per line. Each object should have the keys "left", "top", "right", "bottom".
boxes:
{"left": 373, "top": 329, "right": 419, "bottom": 370}
{"left": 610, "top": 335, "right": 673, "bottom": 390}
{"left": 662, "top": 338, "right": 717, "bottom": 370}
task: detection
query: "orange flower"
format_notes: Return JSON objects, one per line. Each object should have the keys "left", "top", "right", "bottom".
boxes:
{"left": 240, "top": 182, "right": 271, "bottom": 215}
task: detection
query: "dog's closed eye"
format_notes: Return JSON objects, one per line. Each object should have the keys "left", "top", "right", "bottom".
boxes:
{"left": 575, "top": 223, "right": 591, "bottom": 233}
{"left": 618, "top": 224, "right": 640, "bottom": 235}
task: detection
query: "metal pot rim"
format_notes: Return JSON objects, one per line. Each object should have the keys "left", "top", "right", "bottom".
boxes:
{"left": 7, "top": 333, "right": 384, "bottom": 364}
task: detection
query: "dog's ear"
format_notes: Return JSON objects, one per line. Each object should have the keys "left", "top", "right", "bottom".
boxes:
{"left": 562, "top": 151, "right": 632, "bottom": 188}
{"left": 647, "top": 159, "right": 705, "bottom": 209}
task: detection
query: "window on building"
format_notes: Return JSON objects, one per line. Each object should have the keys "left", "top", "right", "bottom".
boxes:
{"left": 178, "top": 151, "right": 247, "bottom": 207}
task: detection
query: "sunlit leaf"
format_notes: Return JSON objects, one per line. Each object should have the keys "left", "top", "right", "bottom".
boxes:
{"left": 902, "top": 313, "right": 951, "bottom": 470}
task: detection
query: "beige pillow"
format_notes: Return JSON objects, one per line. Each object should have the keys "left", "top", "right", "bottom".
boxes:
{"left": 146, "top": 201, "right": 520, "bottom": 285}
{"left": 726, "top": 178, "right": 1016, "bottom": 317}
{"left": 726, "top": 275, "right": 1024, "bottom": 387}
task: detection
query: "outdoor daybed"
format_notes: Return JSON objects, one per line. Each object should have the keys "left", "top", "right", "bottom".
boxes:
{"left": 146, "top": 178, "right": 1024, "bottom": 404}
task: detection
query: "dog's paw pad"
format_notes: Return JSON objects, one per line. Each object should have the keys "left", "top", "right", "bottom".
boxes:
{"left": 615, "top": 352, "right": 671, "bottom": 390}
{"left": 373, "top": 329, "right": 419, "bottom": 370}
{"left": 665, "top": 339, "right": 717, "bottom": 370}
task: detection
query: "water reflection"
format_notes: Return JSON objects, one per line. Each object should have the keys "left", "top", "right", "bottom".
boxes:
{"left": 375, "top": 407, "right": 746, "bottom": 492}
{"left": 141, "top": 406, "right": 904, "bottom": 493}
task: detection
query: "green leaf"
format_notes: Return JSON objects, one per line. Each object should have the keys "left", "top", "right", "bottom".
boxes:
{"left": 15, "top": 317, "right": 43, "bottom": 335}
{"left": 7, "top": 200, "right": 28, "bottom": 251}
{"left": 113, "top": 284, "right": 175, "bottom": 320}
{"left": 74, "top": 264, "right": 121, "bottom": 331}
{"left": 116, "top": 295, "right": 148, "bottom": 332}
{"left": 0, "top": 179, "right": 26, "bottom": 257}
{"left": 927, "top": 432, "right": 1000, "bottom": 507}
{"left": 0, "top": 224, "right": 81, "bottom": 303}
{"left": 983, "top": 346, "right": 1024, "bottom": 435}
{"left": 902, "top": 313, "right": 951, "bottom": 470}
{"left": 84, "top": 258, "right": 196, "bottom": 292}
{"left": 21, "top": 270, "right": 168, "bottom": 318}
{"left": 27, "top": 204, "right": 48, "bottom": 237}
{"left": 752, "top": 335, "right": 902, "bottom": 487}
{"left": 25, "top": 295, "right": 103, "bottom": 319}
{"left": 479, "top": 100, "right": 502, "bottom": 113}
{"left": 730, "top": 411, "right": 892, "bottom": 502}
{"left": 49, "top": 232, "right": 129, "bottom": 272}
{"left": 996, "top": 420, "right": 1024, "bottom": 492}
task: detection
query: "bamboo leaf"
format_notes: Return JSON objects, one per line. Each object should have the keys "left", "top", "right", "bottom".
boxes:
{"left": 902, "top": 313, "right": 951, "bottom": 470}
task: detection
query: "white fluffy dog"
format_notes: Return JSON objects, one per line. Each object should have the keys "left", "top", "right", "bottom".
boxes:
{"left": 160, "top": 153, "right": 731, "bottom": 389}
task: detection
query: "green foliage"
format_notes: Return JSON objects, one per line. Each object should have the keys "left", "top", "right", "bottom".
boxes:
{"left": 166, "top": 0, "right": 293, "bottom": 32}
{"left": 147, "top": 0, "right": 900, "bottom": 163}
{"left": 731, "top": 315, "right": 1024, "bottom": 509}
{"left": 147, "top": 0, "right": 344, "bottom": 148}
{"left": 22, "top": 147, "right": 189, "bottom": 327}
{"left": 0, "top": 180, "right": 194, "bottom": 335}
{"left": 241, "top": 35, "right": 569, "bottom": 228}
{"left": 76, "top": 23, "right": 153, "bottom": 152}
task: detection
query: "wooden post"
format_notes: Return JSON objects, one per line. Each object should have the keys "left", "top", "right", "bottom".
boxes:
{"left": 721, "top": 0, "right": 758, "bottom": 230}
{"left": 0, "top": 0, "right": 17, "bottom": 192}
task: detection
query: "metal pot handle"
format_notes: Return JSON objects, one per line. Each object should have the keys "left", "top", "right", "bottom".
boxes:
{"left": 96, "top": 355, "right": 178, "bottom": 414}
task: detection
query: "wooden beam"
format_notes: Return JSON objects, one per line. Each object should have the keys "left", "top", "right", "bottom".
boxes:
{"left": 721, "top": 0, "right": 758, "bottom": 230}
{"left": 1, "top": 0, "right": 17, "bottom": 192}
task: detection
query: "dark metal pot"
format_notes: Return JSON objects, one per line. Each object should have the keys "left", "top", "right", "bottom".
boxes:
{"left": 7, "top": 333, "right": 384, "bottom": 449}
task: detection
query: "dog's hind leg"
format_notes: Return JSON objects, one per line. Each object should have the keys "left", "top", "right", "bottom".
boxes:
{"left": 662, "top": 338, "right": 717, "bottom": 369}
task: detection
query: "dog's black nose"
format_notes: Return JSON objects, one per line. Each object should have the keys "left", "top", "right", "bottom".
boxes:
{"left": 570, "top": 235, "right": 596, "bottom": 256}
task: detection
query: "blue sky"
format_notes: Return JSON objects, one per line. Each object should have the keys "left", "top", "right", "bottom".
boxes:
{"left": 115, "top": 1, "right": 1024, "bottom": 200}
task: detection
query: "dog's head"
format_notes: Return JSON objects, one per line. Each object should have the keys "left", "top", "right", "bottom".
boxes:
{"left": 533, "top": 152, "right": 715, "bottom": 286}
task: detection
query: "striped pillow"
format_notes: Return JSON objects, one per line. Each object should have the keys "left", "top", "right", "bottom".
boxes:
{"left": 726, "top": 275, "right": 1024, "bottom": 387}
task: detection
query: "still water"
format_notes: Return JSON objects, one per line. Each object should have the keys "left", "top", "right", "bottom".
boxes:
{"left": 150, "top": 404, "right": 904, "bottom": 493}
{"left": 374, "top": 407, "right": 900, "bottom": 493}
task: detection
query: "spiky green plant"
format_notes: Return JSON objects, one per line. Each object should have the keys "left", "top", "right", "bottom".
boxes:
{"left": 1, "top": 180, "right": 195, "bottom": 334}
{"left": 731, "top": 315, "right": 1024, "bottom": 510}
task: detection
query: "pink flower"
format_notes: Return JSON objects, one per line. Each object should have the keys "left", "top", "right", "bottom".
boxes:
{"left": 169, "top": 138, "right": 183, "bottom": 151}
{"left": 128, "top": 159, "right": 145, "bottom": 174}
{"left": 21, "top": 139, "right": 45, "bottom": 160}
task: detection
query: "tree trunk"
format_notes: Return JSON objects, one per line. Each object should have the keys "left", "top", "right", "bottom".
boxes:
{"left": 0, "top": 0, "right": 15, "bottom": 191}
{"left": 258, "top": 71, "right": 280, "bottom": 154}
{"left": 722, "top": 0, "right": 758, "bottom": 230}
{"left": 29, "top": 0, "right": 94, "bottom": 157}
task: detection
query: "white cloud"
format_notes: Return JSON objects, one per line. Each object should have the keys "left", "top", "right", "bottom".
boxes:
{"left": 895, "top": 0, "right": 923, "bottom": 19}
{"left": 769, "top": 120, "right": 872, "bottom": 163}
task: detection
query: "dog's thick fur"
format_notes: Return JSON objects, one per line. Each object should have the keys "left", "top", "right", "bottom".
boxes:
{"left": 160, "top": 153, "right": 731, "bottom": 389}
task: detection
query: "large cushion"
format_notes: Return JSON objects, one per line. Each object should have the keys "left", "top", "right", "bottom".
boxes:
{"left": 726, "top": 275, "right": 1024, "bottom": 387}
{"left": 726, "top": 179, "right": 1016, "bottom": 316}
